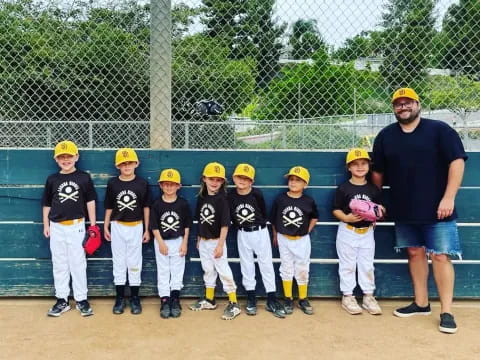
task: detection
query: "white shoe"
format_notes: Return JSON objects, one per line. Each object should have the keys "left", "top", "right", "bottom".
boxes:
{"left": 342, "top": 295, "right": 362, "bottom": 315}
{"left": 362, "top": 295, "right": 382, "bottom": 315}
{"left": 189, "top": 298, "right": 217, "bottom": 311}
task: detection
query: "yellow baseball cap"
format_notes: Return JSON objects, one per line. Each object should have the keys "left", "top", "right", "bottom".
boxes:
{"left": 346, "top": 148, "right": 371, "bottom": 164}
{"left": 158, "top": 168, "right": 181, "bottom": 184}
{"left": 203, "top": 162, "right": 226, "bottom": 179}
{"left": 233, "top": 163, "right": 255, "bottom": 181}
{"left": 54, "top": 140, "right": 78, "bottom": 158}
{"left": 285, "top": 166, "right": 310, "bottom": 184}
{"left": 391, "top": 88, "right": 419, "bottom": 103}
{"left": 115, "top": 148, "right": 139, "bottom": 166}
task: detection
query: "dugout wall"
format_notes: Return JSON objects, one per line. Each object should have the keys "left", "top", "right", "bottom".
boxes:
{"left": 1, "top": 150, "right": 479, "bottom": 297}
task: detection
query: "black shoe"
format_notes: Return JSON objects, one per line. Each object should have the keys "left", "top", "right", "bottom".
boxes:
{"left": 298, "top": 298, "right": 314, "bottom": 315}
{"left": 160, "top": 297, "right": 170, "bottom": 319}
{"left": 245, "top": 297, "right": 257, "bottom": 316}
{"left": 76, "top": 299, "right": 94, "bottom": 317}
{"left": 47, "top": 298, "right": 70, "bottom": 317}
{"left": 266, "top": 299, "right": 286, "bottom": 318}
{"left": 113, "top": 297, "right": 126, "bottom": 314}
{"left": 439, "top": 313, "right": 457, "bottom": 334}
{"left": 283, "top": 298, "right": 294, "bottom": 315}
{"left": 170, "top": 297, "right": 182, "bottom": 318}
{"left": 130, "top": 296, "right": 142, "bottom": 315}
{"left": 393, "top": 302, "right": 431, "bottom": 318}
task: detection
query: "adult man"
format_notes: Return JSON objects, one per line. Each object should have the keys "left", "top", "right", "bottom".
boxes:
{"left": 371, "top": 88, "right": 467, "bottom": 334}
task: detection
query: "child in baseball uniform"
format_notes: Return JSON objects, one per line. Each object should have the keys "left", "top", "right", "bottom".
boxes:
{"left": 189, "top": 162, "right": 241, "bottom": 320}
{"left": 151, "top": 169, "right": 192, "bottom": 319}
{"left": 104, "top": 148, "right": 151, "bottom": 315}
{"left": 228, "top": 163, "right": 286, "bottom": 318}
{"left": 42, "top": 140, "right": 98, "bottom": 317}
{"left": 332, "top": 148, "right": 384, "bottom": 315}
{"left": 271, "top": 166, "right": 318, "bottom": 315}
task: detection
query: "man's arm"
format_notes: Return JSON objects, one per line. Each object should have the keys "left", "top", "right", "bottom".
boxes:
{"left": 371, "top": 171, "right": 384, "bottom": 190}
{"left": 437, "top": 158, "right": 465, "bottom": 220}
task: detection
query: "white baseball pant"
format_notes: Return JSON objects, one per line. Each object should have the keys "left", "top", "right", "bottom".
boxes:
{"left": 49, "top": 220, "right": 87, "bottom": 301}
{"left": 110, "top": 221, "right": 143, "bottom": 286}
{"left": 237, "top": 227, "right": 276, "bottom": 292}
{"left": 277, "top": 233, "right": 311, "bottom": 285}
{"left": 198, "top": 239, "right": 236, "bottom": 293}
{"left": 154, "top": 236, "right": 185, "bottom": 297}
{"left": 335, "top": 222, "right": 375, "bottom": 294}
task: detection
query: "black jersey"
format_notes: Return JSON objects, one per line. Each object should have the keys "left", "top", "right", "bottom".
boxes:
{"left": 196, "top": 192, "right": 230, "bottom": 239}
{"left": 104, "top": 176, "right": 151, "bottom": 222}
{"left": 333, "top": 181, "right": 383, "bottom": 228}
{"left": 150, "top": 196, "right": 192, "bottom": 239}
{"left": 42, "top": 170, "right": 97, "bottom": 222}
{"left": 228, "top": 187, "right": 267, "bottom": 229}
{"left": 271, "top": 192, "right": 318, "bottom": 236}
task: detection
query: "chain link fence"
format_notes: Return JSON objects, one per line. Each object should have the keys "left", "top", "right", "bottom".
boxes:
{"left": 1, "top": 0, "right": 479, "bottom": 150}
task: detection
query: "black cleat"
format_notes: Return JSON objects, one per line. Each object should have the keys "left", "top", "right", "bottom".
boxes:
{"left": 113, "top": 296, "right": 126, "bottom": 314}
{"left": 130, "top": 296, "right": 142, "bottom": 315}
{"left": 266, "top": 299, "right": 286, "bottom": 318}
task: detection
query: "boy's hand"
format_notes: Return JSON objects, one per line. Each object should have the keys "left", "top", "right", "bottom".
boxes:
{"left": 159, "top": 241, "right": 168, "bottom": 255}
{"left": 104, "top": 227, "right": 111, "bottom": 241}
{"left": 179, "top": 243, "right": 187, "bottom": 257}
{"left": 213, "top": 244, "right": 224, "bottom": 258}
{"left": 142, "top": 231, "right": 150, "bottom": 243}
{"left": 43, "top": 225, "right": 50, "bottom": 238}
{"left": 344, "top": 213, "right": 364, "bottom": 223}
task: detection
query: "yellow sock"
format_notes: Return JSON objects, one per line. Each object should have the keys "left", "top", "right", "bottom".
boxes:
{"left": 298, "top": 284, "right": 308, "bottom": 299}
{"left": 205, "top": 287, "right": 215, "bottom": 301}
{"left": 228, "top": 292, "right": 237, "bottom": 303}
{"left": 282, "top": 280, "right": 293, "bottom": 299}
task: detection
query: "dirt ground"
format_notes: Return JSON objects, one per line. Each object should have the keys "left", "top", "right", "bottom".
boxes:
{"left": 0, "top": 298, "right": 479, "bottom": 360}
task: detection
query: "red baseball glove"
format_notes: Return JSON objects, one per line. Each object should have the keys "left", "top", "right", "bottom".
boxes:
{"left": 349, "top": 199, "right": 383, "bottom": 222}
{"left": 83, "top": 225, "right": 102, "bottom": 255}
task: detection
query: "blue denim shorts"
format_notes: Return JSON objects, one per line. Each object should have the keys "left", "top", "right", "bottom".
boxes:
{"left": 394, "top": 221, "right": 462, "bottom": 259}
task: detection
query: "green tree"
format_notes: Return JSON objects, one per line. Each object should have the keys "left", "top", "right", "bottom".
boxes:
{"left": 288, "top": 19, "right": 326, "bottom": 60}
{"left": 380, "top": 0, "right": 438, "bottom": 91}
{"left": 333, "top": 31, "right": 385, "bottom": 62}
{"left": 440, "top": 0, "right": 480, "bottom": 75}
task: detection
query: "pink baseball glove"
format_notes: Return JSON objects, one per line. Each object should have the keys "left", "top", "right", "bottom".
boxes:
{"left": 349, "top": 199, "right": 383, "bottom": 222}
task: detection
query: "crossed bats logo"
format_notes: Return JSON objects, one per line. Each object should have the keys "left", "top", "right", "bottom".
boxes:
{"left": 235, "top": 204, "right": 255, "bottom": 225}
{"left": 58, "top": 185, "right": 80, "bottom": 203}
{"left": 282, "top": 207, "right": 304, "bottom": 228}
{"left": 117, "top": 194, "right": 137, "bottom": 211}
{"left": 161, "top": 212, "right": 180, "bottom": 232}
{"left": 200, "top": 204, "right": 215, "bottom": 225}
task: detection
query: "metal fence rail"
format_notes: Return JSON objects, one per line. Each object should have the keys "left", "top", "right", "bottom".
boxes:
{"left": 2, "top": 110, "right": 480, "bottom": 150}
{"left": 0, "top": 0, "right": 479, "bottom": 150}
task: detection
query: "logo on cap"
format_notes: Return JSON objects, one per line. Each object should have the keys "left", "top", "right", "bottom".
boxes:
{"left": 294, "top": 167, "right": 301, "bottom": 174}
{"left": 243, "top": 165, "right": 250, "bottom": 172}
{"left": 61, "top": 143, "right": 67, "bottom": 150}
{"left": 167, "top": 170, "right": 173, "bottom": 178}
{"left": 214, "top": 165, "right": 220, "bottom": 173}
{"left": 122, "top": 150, "right": 129, "bottom": 158}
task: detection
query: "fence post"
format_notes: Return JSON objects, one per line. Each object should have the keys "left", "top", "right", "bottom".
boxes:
{"left": 150, "top": 0, "right": 172, "bottom": 149}
{"left": 184, "top": 122, "right": 189, "bottom": 149}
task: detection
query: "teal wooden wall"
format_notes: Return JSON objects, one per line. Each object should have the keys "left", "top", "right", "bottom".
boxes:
{"left": 1, "top": 149, "right": 479, "bottom": 298}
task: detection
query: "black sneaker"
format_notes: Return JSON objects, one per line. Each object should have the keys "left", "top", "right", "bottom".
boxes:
{"left": 298, "top": 298, "right": 314, "bottom": 315}
{"left": 284, "top": 298, "right": 294, "bottom": 315}
{"left": 113, "top": 296, "right": 126, "bottom": 314}
{"left": 439, "top": 313, "right": 458, "bottom": 334}
{"left": 76, "top": 299, "right": 94, "bottom": 317}
{"left": 393, "top": 302, "right": 431, "bottom": 318}
{"left": 130, "top": 296, "right": 142, "bottom": 315}
{"left": 170, "top": 297, "right": 182, "bottom": 318}
{"left": 47, "top": 298, "right": 70, "bottom": 317}
{"left": 245, "top": 297, "right": 257, "bottom": 316}
{"left": 266, "top": 299, "right": 286, "bottom": 318}
{"left": 160, "top": 297, "right": 170, "bottom": 319}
